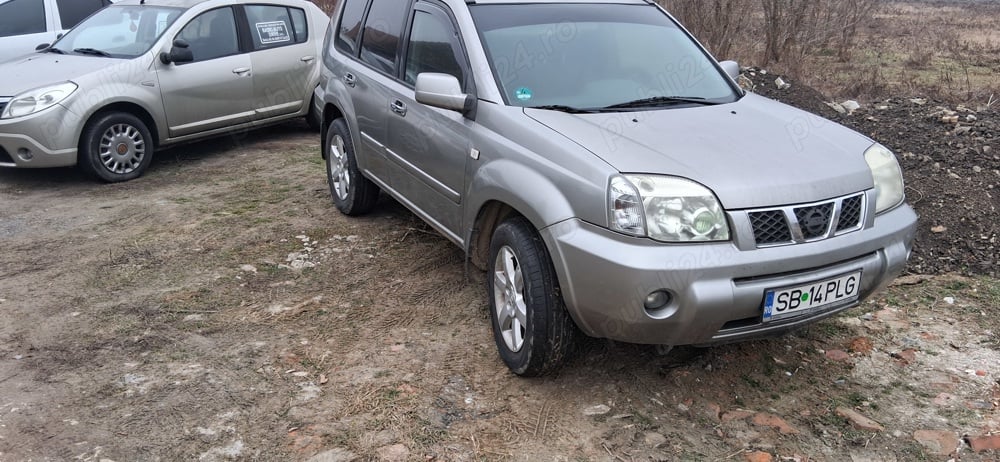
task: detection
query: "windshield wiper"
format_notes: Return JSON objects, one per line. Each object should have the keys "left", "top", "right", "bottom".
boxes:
{"left": 602, "top": 96, "right": 720, "bottom": 110}
{"left": 73, "top": 47, "right": 112, "bottom": 57}
{"left": 45, "top": 46, "right": 66, "bottom": 54}
{"left": 527, "top": 105, "right": 601, "bottom": 114}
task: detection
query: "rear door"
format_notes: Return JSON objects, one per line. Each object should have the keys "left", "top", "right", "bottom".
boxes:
{"left": 244, "top": 3, "right": 316, "bottom": 120}
{"left": 0, "top": 0, "right": 56, "bottom": 62}
{"left": 337, "top": 0, "right": 410, "bottom": 185}
{"left": 156, "top": 6, "right": 254, "bottom": 137}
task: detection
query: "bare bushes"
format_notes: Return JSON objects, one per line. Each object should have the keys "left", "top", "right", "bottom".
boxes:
{"left": 659, "top": 0, "right": 879, "bottom": 74}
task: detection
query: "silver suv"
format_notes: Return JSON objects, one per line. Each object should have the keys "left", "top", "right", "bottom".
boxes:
{"left": 315, "top": 0, "right": 918, "bottom": 376}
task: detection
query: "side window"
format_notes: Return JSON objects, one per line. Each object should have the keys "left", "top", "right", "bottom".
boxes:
{"left": 0, "top": 0, "right": 46, "bottom": 38}
{"left": 55, "top": 0, "right": 105, "bottom": 29}
{"left": 334, "top": 0, "right": 368, "bottom": 56}
{"left": 176, "top": 7, "right": 239, "bottom": 63}
{"left": 245, "top": 5, "right": 307, "bottom": 51}
{"left": 358, "top": 0, "right": 407, "bottom": 75}
{"left": 404, "top": 8, "right": 465, "bottom": 87}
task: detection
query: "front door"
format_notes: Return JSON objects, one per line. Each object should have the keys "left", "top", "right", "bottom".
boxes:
{"left": 384, "top": 3, "right": 471, "bottom": 239}
{"left": 156, "top": 6, "right": 253, "bottom": 138}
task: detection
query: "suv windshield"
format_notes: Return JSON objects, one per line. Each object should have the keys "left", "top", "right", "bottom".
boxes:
{"left": 52, "top": 5, "right": 183, "bottom": 59}
{"left": 470, "top": 4, "right": 739, "bottom": 110}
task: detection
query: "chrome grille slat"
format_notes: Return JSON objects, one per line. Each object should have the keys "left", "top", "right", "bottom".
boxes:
{"left": 747, "top": 193, "right": 867, "bottom": 248}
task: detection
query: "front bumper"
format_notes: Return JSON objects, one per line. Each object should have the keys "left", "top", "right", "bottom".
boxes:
{"left": 0, "top": 104, "right": 82, "bottom": 168}
{"left": 541, "top": 203, "right": 918, "bottom": 345}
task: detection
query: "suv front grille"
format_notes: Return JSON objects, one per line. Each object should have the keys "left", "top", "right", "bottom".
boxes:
{"left": 747, "top": 193, "right": 867, "bottom": 248}
{"left": 749, "top": 210, "right": 792, "bottom": 245}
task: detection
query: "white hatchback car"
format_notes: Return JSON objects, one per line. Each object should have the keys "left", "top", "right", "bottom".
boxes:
{"left": 0, "top": 0, "right": 113, "bottom": 64}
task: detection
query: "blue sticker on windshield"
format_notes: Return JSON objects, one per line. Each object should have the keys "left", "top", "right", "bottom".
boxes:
{"left": 515, "top": 87, "right": 533, "bottom": 101}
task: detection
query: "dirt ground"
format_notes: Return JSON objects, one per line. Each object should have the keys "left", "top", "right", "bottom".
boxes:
{"left": 2, "top": 3, "right": 1000, "bottom": 455}
{"left": 1, "top": 102, "right": 999, "bottom": 462}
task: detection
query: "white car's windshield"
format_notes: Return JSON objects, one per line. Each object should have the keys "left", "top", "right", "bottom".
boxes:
{"left": 470, "top": 4, "right": 739, "bottom": 110}
{"left": 51, "top": 5, "right": 183, "bottom": 59}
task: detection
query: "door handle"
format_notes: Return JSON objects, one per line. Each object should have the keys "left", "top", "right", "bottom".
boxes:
{"left": 232, "top": 67, "right": 251, "bottom": 75}
{"left": 390, "top": 100, "right": 407, "bottom": 116}
{"left": 300, "top": 56, "right": 315, "bottom": 63}
{"left": 343, "top": 73, "right": 357, "bottom": 88}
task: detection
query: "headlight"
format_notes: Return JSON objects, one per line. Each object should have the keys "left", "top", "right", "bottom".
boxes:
{"left": 864, "top": 144, "right": 905, "bottom": 213}
{"left": 1, "top": 82, "right": 78, "bottom": 119}
{"left": 608, "top": 175, "right": 730, "bottom": 242}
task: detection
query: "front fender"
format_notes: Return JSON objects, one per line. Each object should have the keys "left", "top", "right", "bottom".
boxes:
{"left": 465, "top": 158, "right": 576, "bottom": 237}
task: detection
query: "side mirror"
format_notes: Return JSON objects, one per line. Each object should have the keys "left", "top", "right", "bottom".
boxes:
{"left": 719, "top": 60, "right": 740, "bottom": 81}
{"left": 159, "top": 39, "right": 193, "bottom": 65}
{"left": 35, "top": 43, "right": 50, "bottom": 51}
{"left": 415, "top": 73, "right": 475, "bottom": 116}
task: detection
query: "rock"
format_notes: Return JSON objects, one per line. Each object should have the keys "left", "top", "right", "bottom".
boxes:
{"left": 721, "top": 410, "right": 755, "bottom": 422}
{"left": 984, "top": 145, "right": 992, "bottom": 154}
{"left": 941, "top": 115, "right": 960, "bottom": 124}
{"left": 775, "top": 77, "right": 791, "bottom": 90}
{"left": 933, "top": 393, "right": 959, "bottom": 407}
{"left": 967, "top": 434, "right": 1000, "bottom": 452}
{"left": 825, "top": 350, "right": 852, "bottom": 362}
{"left": 826, "top": 102, "right": 847, "bottom": 114}
{"left": 974, "top": 166, "right": 983, "bottom": 173}
{"left": 910, "top": 98, "right": 927, "bottom": 105}
{"left": 745, "top": 451, "right": 774, "bottom": 462}
{"left": 583, "top": 404, "right": 611, "bottom": 416}
{"left": 848, "top": 337, "right": 874, "bottom": 355}
{"left": 947, "top": 172, "right": 962, "bottom": 180}
{"left": 841, "top": 100, "right": 861, "bottom": 114}
{"left": 751, "top": 412, "right": 799, "bottom": 435}
{"left": 239, "top": 264, "right": 257, "bottom": 273}
{"left": 306, "top": 448, "right": 358, "bottom": 462}
{"left": 913, "top": 430, "right": 958, "bottom": 456}
{"left": 943, "top": 297, "right": 955, "bottom": 305}
{"left": 375, "top": 444, "right": 409, "bottom": 461}
{"left": 704, "top": 402, "right": 722, "bottom": 422}
{"left": 835, "top": 407, "right": 884, "bottom": 432}
{"left": 931, "top": 226, "right": 948, "bottom": 234}
{"left": 891, "top": 349, "right": 917, "bottom": 365}
{"left": 967, "top": 114, "right": 978, "bottom": 122}
{"left": 643, "top": 431, "right": 667, "bottom": 447}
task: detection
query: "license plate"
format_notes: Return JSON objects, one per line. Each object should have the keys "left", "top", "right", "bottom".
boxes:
{"left": 762, "top": 271, "right": 862, "bottom": 322}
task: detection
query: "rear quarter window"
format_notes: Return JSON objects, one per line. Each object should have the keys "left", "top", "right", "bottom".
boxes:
{"left": 334, "top": 0, "right": 368, "bottom": 56}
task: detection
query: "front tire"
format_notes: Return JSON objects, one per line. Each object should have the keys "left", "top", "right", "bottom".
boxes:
{"left": 78, "top": 112, "right": 154, "bottom": 183}
{"left": 326, "top": 118, "right": 379, "bottom": 215}
{"left": 488, "top": 216, "right": 576, "bottom": 376}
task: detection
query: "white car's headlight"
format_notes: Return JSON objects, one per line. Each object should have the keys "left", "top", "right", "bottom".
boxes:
{"left": 864, "top": 144, "right": 905, "bottom": 214}
{"left": 1, "top": 82, "right": 78, "bottom": 119}
{"left": 609, "top": 175, "right": 730, "bottom": 242}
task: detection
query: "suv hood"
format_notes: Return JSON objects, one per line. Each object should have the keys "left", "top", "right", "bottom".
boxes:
{"left": 525, "top": 93, "right": 876, "bottom": 210}
{"left": 0, "top": 53, "right": 118, "bottom": 96}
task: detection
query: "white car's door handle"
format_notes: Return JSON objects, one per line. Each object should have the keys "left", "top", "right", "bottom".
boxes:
{"left": 300, "top": 56, "right": 315, "bottom": 63}
{"left": 232, "top": 67, "right": 251, "bottom": 75}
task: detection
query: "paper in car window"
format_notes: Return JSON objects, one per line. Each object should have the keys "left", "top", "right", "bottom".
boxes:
{"left": 255, "top": 21, "right": 291, "bottom": 45}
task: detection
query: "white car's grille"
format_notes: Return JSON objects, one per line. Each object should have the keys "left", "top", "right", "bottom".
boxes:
{"left": 747, "top": 193, "right": 867, "bottom": 247}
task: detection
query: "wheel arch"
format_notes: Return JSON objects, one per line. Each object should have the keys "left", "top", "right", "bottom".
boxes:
{"left": 465, "top": 160, "right": 576, "bottom": 271}
{"left": 320, "top": 101, "right": 346, "bottom": 160}
{"left": 81, "top": 102, "right": 160, "bottom": 149}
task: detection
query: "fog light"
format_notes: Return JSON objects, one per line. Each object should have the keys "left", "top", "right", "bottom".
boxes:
{"left": 17, "top": 148, "right": 33, "bottom": 161}
{"left": 644, "top": 290, "right": 671, "bottom": 310}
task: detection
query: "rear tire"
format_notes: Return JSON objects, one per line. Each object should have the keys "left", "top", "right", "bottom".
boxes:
{"left": 487, "top": 216, "right": 576, "bottom": 376}
{"left": 326, "top": 118, "right": 379, "bottom": 215}
{"left": 78, "top": 112, "right": 154, "bottom": 183}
